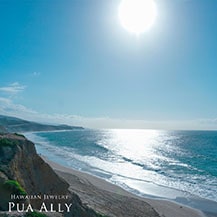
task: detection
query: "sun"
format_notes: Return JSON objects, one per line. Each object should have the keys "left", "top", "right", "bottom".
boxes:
{"left": 119, "top": 0, "right": 157, "bottom": 34}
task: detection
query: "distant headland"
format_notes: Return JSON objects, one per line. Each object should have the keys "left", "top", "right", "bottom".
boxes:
{"left": 0, "top": 115, "right": 84, "bottom": 133}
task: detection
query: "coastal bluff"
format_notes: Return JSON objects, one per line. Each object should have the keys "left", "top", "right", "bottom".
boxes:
{"left": 0, "top": 133, "right": 105, "bottom": 217}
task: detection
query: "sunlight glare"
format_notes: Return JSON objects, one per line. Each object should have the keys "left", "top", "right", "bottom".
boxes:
{"left": 119, "top": 0, "right": 157, "bottom": 34}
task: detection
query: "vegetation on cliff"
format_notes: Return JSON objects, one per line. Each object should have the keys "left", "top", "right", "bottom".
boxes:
{"left": 3, "top": 180, "right": 27, "bottom": 195}
{"left": 25, "top": 211, "right": 47, "bottom": 217}
{"left": 0, "top": 138, "right": 19, "bottom": 147}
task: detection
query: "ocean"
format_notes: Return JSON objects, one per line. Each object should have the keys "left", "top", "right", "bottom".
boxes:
{"left": 25, "top": 129, "right": 217, "bottom": 213}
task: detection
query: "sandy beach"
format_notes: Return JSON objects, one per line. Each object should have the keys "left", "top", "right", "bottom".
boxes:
{"left": 42, "top": 157, "right": 207, "bottom": 217}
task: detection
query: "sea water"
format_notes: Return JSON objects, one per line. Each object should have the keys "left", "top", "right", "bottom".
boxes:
{"left": 25, "top": 129, "right": 217, "bottom": 212}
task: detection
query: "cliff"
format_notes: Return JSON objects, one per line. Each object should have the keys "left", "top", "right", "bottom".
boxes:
{"left": 0, "top": 134, "right": 105, "bottom": 217}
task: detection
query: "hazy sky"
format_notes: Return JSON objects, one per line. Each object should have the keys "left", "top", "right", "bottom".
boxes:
{"left": 1, "top": 0, "right": 217, "bottom": 129}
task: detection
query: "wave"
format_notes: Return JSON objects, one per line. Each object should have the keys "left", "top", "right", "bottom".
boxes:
{"left": 24, "top": 130, "right": 217, "bottom": 204}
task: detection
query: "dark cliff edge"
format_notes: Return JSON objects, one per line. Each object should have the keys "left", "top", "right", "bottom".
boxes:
{"left": 0, "top": 134, "right": 105, "bottom": 217}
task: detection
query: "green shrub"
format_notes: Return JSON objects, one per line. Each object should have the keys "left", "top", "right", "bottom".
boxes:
{"left": 25, "top": 211, "right": 47, "bottom": 217}
{"left": 14, "top": 133, "right": 25, "bottom": 138}
{"left": 0, "top": 138, "right": 14, "bottom": 147}
{"left": 3, "top": 180, "right": 27, "bottom": 195}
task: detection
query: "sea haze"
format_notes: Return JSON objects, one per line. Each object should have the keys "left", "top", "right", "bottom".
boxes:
{"left": 25, "top": 129, "right": 217, "bottom": 210}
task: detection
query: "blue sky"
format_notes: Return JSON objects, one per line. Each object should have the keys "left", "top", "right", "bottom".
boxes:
{"left": 1, "top": 0, "right": 217, "bottom": 129}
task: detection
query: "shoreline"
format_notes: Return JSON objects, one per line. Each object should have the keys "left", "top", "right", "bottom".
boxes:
{"left": 42, "top": 156, "right": 208, "bottom": 217}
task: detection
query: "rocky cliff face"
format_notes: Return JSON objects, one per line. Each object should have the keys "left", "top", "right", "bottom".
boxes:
{"left": 0, "top": 134, "right": 104, "bottom": 217}
{"left": 0, "top": 134, "right": 69, "bottom": 195}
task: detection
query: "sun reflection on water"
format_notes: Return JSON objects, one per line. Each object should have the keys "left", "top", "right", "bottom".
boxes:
{"left": 98, "top": 129, "right": 169, "bottom": 168}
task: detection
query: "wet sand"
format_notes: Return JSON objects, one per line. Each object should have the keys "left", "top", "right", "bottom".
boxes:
{"left": 43, "top": 157, "right": 207, "bottom": 217}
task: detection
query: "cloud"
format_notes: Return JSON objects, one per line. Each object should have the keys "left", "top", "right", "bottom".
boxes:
{"left": 1, "top": 90, "right": 217, "bottom": 130}
{"left": 1, "top": 97, "right": 217, "bottom": 130}
{"left": 31, "top": 72, "right": 41, "bottom": 77}
{"left": 198, "top": 118, "right": 217, "bottom": 126}
{"left": 0, "top": 97, "right": 37, "bottom": 117}
{"left": 0, "top": 82, "right": 26, "bottom": 95}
